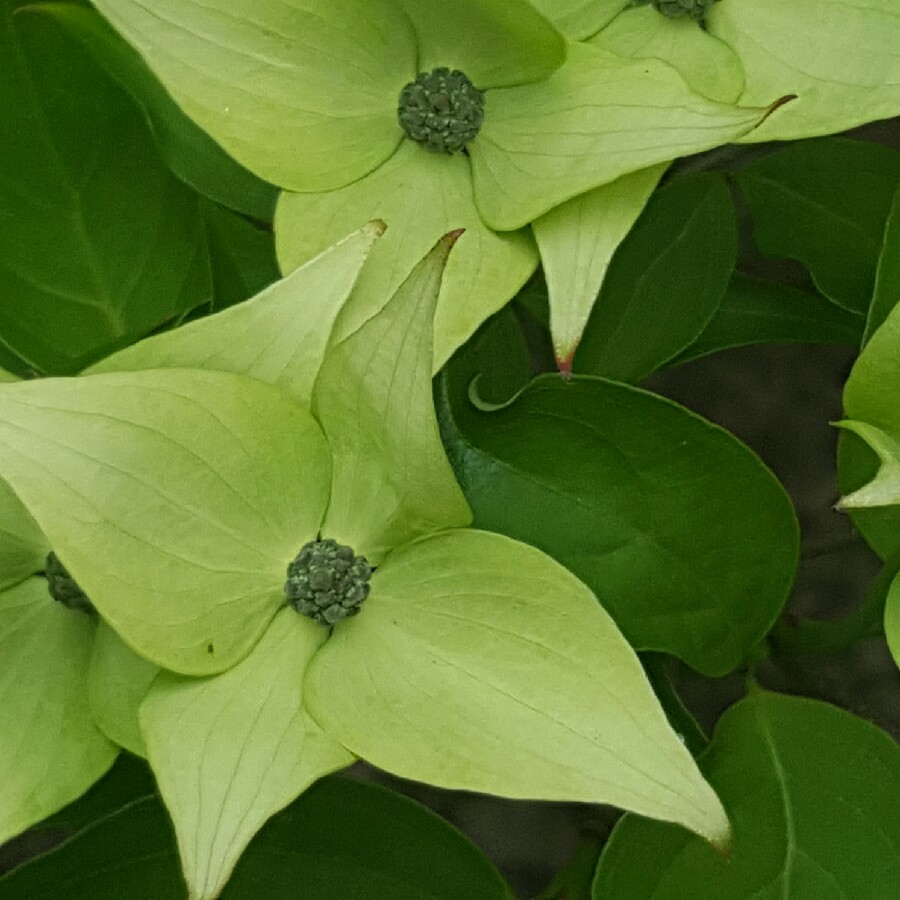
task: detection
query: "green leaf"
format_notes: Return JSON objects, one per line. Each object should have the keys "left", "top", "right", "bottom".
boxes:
{"left": 735, "top": 138, "right": 900, "bottom": 314}
{"left": 142, "top": 609, "right": 353, "bottom": 900}
{"left": 867, "top": 184, "right": 900, "bottom": 343}
{"left": 93, "top": 0, "right": 417, "bottom": 193}
{"left": 0, "top": 578, "right": 117, "bottom": 846}
{"left": 590, "top": 6, "right": 745, "bottom": 104}
{"left": 0, "top": 475, "right": 48, "bottom": 591}
{"left": 532, "top": 164, "right": 665, "bottom": 370}
{"left": 0, "top": 369, "right": 331, "bottom": 675}
{"left": 203, "top": 202, "right": 280, "bottom": 312}
{"left": 709, "top": 0, "right": 900, "bottom": 142}
{"left": 88, "top": 621, "right": 159, "bottom": 757}
{"left": 90, "top": 223, "right": 382, "bottom": 407}
{"left": 0, "top": 797, "right": 184, "bottom": 900}
{"left": 312, "top": 235, "right": 472, "bottom": 564}
{"left": 573, "top": 173, "right": 737, "bottom": 382}
{"left": 886, "top": 573, "right": 900, "bottom": 668}
{"left": 592, "top": 691, "right": 900, "bottom": 898}
{"left": 275, "top": 142, "right": 538, "bottom": 372}
{"left": 224, "top": 777, "right": 513, "bottom": 900}
{"left": 307, "top": 529, "right": 730, "bottom": 848}
{"left": 672, "top": 275, "right": 864, "bottom": 366}
{"left": 529, "top": 0, "right": 631, "bottom": 41}
{"left": 28, "top": 3, "right": 277, "bottom": 220}
{"left": 0, "top": 1, "right": 211, "bottom": 374}
{"left": 397, "top": 0, "right": 564, "bottom": 88}
{"left": 471, "top": 42, "right": 770, "bottom": 231}
{"left": 0, "top": 777, "right": 513, "bottom": 900}
{"left": 437, "top": 374, "right": 798, "bottom": 676}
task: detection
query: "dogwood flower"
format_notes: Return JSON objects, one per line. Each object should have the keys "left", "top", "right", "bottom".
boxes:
{"left": 92, "top": 0, "right": 774, "bottom": 370}
{"left": 0, "top": 226, "right": 729, "bottom": 899}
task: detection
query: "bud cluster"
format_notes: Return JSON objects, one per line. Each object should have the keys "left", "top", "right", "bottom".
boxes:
{"left": 397, "top": 67, "right": 485, "bottom": 154}
{"left": 45, "top": 551, "right": 96, "bottom": 615}
{"left": 284, "top": 539, "right": 372, "bottom": 626}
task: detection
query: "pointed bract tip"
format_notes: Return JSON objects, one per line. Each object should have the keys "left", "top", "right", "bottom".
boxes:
{"left": 368, "top": 218, "right": 388, "bottom": 237}
{"left": 711, "top": 822, "right": 735, "bottom": 860}
{"left": 444, "top": 228, "right": 466, "bottom": 248}
{"left": 762, "top": 94, "right": 797, "bottom": 123}
{"left": 555, "top": 344, "right": 577, "bottom": 380}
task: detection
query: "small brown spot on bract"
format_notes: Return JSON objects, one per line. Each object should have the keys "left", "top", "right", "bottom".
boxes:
{"left": 207, "top": 643, "right": 214, "bottom": 654}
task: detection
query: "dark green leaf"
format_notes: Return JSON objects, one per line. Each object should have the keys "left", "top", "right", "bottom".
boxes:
{"left": 0, "top": 778, "right": 512, "bottom": 900}
{"left": 866, "top": 184, "right": 900, "bottom": 342}
{"left": 203, "top": 201, "right": 280, "bottom": 312}
{"left": 573, "top": 173, "right": 737, "bottom": 382}
{"left": 224, "top": 778, "right": 513, "bottom": 900}
{"left": 0, "top": 1, "right": 212, "bottom": 373}
{"left": 438, "top": 370, "right": 798, "bottom": 676}
{"left": 673, "top": 274, "right": 863, "bottom": 366}
{"left": 642, "top": 654, "right": 709, "bottom": 757}
{"left": 592, "top": 691, "right": 900, "bottom": 898}
{"left": 30, "top": 3, "right": 277, "bottom": 220}
{"left": 735, "top": 138, "right": 900, "bottom": 314}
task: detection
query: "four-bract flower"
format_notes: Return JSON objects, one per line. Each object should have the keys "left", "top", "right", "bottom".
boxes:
{"left": 525, "top": 0, "right": 900, "bottom": 368}
{"left": 0, "top": 469, "right": 120, "bottom": 846}
{"left": 92, "top": 0, "right": 776, "bottom": 371}
{"left": 0, "top": 226, "right": 729, "bottom": 899}
{"left": 0, "top": 225, "right": 385, "bottom": 847}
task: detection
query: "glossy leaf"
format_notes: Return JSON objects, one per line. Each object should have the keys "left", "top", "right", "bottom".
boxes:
{"left": 672, "top": 275, "right": 864, "bottom": 366}
{"left": 88, "top": 621, "right": 159, "bottom": 757}
{"left": 471, "top": 42, "right": 770, "bottom": 231}
{"left": 592, "top": 691, "right": 900, "bottom": 898}
{"left": 574, "top": 173, "right": 737, "bottom": 382}
{"left": 141, "top": 609, "right": 353, "bottom": 900}
{"left": 0, "top": 1, "right": 211, "bottom": 374}
{"left": 0, "top": 369, "right": 331, "bottom": 675}
{"left": 867, "top": 184, "right": 900, "bottom": 342}
{"left": 0, "top": 778, "right": 512, "bottom": 900}
{"left": 0, "top": 578, "right": 117, "bottom": 846}
{"left": 90, "top": 223, "right": 382, "bottom": 407}
{"left": 203, "top": 202, "right": 280, "bottom": 312}
{"left": 529, "top": 0, "right": 632, "bottom": 41}
{"left": 0, "top": 476, "right": 48, "bottom": 591}
{"left": 438, "top": 374, "right": 798, "bottom": 676}
{"left": 307, "top": 529, "right": 731, "bottom": 848}
{"left": 0, "top": 797, "right": 183, "bottom": 900}
{"left": 224, "top": 777, "right": 513, "bottom": 900}
{"left": 735, "top": 138, "right": 900, "bottom": 314}
{"left": 709, "top": 0, "right": 900, "bottom": 142}
{"left": 397, "top": 0, "right": 565, "bottom": 89}
{"left": 886, "top": 574, "right": 900, "bottom": 669}
{"left": 275, "top": 143, "right": 538, "bottom": 372}
{"left": 313, "top": 235, "right": 472, "bottom": 564}
{"left": 532, "top": 164, "right": 665, "bottom": 370}
{"left": 93, "top": 0, "right": 416, "bottom": 192}
{"left": 591, "top": 6, "right": 744, "bottom": 104}
{"left": 30, "top": 2, "right": 277, "bottom": 220}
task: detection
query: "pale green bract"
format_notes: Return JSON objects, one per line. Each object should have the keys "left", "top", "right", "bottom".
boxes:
{"left": 838, "top": 298, "right": 900, "bottom": 669}
{"left": 0, "top": 227, "right": 729, "bottom": 899}
{"left": 91, "top": 0, "right": 773, "bottom": 370}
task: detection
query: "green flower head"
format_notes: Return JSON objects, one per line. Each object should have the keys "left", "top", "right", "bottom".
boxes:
{"left": 92, "top": 0, "right": 771, "bottom": 371}
{"left": 0, "top": 226, "right": 729, "bottom": 898}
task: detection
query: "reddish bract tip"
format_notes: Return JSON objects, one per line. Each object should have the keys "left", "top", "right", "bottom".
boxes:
{"left": 444, "top": 228, "right": 466, "bottom": 248}
{"left": 762, "top": 94, "right": 797, "bottom": 123}
{"left": 555, "top": 347, "right": 576, "bottom": 380}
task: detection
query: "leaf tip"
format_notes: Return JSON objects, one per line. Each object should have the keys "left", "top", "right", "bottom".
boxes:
{"left": 367, "top": 218, "right": 388, "bottom": 238}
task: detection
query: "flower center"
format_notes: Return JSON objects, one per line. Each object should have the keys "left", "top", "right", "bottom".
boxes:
{"left": 284, "top": 539, "right": 372, "bottom": 626}
{"left": 652, "top": 0, "right": 720, "bottom": 20}
{"left": 45, "top": 551, "right": 96, "bottom": 615}
{"left": 397, "top": 68, "right": 485, "bottom": 154}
